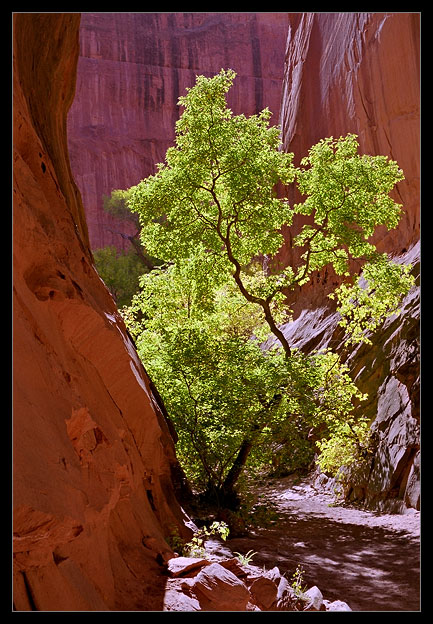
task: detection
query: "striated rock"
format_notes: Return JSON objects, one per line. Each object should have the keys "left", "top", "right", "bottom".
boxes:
{"left": 341, "top": 246, "right": 420, "bottom": 512}
{"left": 67, "top": 12, "right": 289, "bottom": 251}
{"left": 281, "top": 245, "right": 420, "bottom": 511}
{"left": 404, "top": 451, "right": 420, "bottom": 511}
{"left": 281, "top": 12, "right": 419, "bottom": 251}
{"left": 279, "top": 12, "right": 420, "bottom": 315}
{"left": 13, "top": 13, "right": 192, "bottom": 611}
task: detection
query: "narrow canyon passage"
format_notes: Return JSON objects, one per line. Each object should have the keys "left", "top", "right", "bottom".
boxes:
{"left": 222, "top": 476, "right": 420, "bottom": 611}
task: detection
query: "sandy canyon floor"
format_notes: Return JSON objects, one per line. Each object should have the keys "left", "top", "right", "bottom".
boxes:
{"left": 209, "top": 475, "right": 421, "bottom": 611}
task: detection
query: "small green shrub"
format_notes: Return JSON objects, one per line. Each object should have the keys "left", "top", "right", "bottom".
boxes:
{"left": 183, "top": 521, "right": 230, "bottom": 558}
{"left": 234, "top": 550, "right": 257, "bottom": 566}
{"left": 291, "top": 564, "right": 308, "bottom": 598}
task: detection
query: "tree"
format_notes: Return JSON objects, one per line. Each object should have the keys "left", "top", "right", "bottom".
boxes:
{"left": 126, "top": 255, "right": 368, "bottom": 504}
{"left": 102, "top": 188, "right": 160, "bottom": 271}
{"left": 124, "top": 69, "right": 414, "bottom": 502}
{"left": 93, "top": 245, "right": 145, "bottom": 308}
{"left": 93, "top": 189, "right": 165, "bottom": 307}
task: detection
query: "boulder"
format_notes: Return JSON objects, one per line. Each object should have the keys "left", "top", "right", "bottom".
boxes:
{"left": 192, "top": 563, "right": 251, "bottom": 611}
{"left": 249, "top": 575, "right": 278, "bottom": 610}
{"left": 324, "top": 599, "right": 352, "bottom": 611}
{"left": 263, "top": 566, "right": 282, "bottom": 584}
{"left": 218, "top": 557, "right": 248, "bottom": 579}
{"left": 303, "top": 585, "right": 324, "bottom": 611}
{"left": 163, "top": 583, "right": 201, "bottom": 612}
{"left": 275, "top": 576, "right": 299, "bottom": 611}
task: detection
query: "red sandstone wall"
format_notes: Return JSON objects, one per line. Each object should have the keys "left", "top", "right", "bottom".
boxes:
{"left": 277, "top": 12, "right": 420, "bottom": 313}
{"left": 13, "top": 13, "right": 191, "bottom": 611}
{"left": 67, "top": 12, "right": 289, "bottom": 250}
{"left": 280, "top": 12, "right": 419, "bottom": 253}
{"left": 278, "top": 13, "right": 420, "bottom": 512}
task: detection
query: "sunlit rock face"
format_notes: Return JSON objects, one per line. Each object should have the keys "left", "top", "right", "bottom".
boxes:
{"left": 67, "top": 12, "right": 289, "bottom": 250}
{"left": 279, "top": 13, "right": 420, "bottom": 511}
{"left": 13, "top": 13, "right": 192, "bottom": 611}
{"left": 280, "top": 12, "right": 419, "bottom": 256}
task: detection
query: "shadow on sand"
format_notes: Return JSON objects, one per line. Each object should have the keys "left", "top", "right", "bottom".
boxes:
{"left": 227, "top": 506, "right": 420, "bottom": 611}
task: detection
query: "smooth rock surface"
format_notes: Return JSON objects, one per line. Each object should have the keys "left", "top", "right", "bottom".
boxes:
{"left": 13, "top": 13, "right": 191, "bottom": 611}
{"left": 68, "top": 12, "right": 289, "bottom": 250}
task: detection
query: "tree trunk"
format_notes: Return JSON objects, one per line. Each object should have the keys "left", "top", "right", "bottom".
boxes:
{"left": 128, "top": 233, "right": 156, "bottom": 271}
{"left": 221, "top": 438, "right": 254, "bottom": 498}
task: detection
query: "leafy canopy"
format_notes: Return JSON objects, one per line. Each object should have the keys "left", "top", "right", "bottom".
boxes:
{"left": 93, "top": 245, "right": 144, "bottom": 308}
{"left": 123, "top": 69, "right": 414, "bottom": 495}
{"left": 128, "top": 69, "right": 412, "bottom": 352}
{"left": 126, "top": 257, "right": 368, "bottom": 492}
{"left": 129, "top": 69, "right": 295, "bottom": 267}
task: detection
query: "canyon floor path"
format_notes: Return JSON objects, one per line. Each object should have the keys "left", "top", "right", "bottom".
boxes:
{"left": 218, "top": 475, "right": 420, "bottom": 611}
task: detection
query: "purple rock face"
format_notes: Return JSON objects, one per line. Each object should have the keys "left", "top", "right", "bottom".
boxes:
{"left": 67, "top": 12, "right": 289, "bottom": 250}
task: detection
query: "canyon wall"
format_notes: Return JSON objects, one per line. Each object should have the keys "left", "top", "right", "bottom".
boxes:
{"left": 279, "top": 12, "right": 420, "bottom": 511}
{"left": 280, "top": 13, "right": 419, "bottom": 282}
{"left": 13, "top": 13, "right": 192, "bottom": 611}
{"left": 67, "top": 12, "right": 289, "bottom": 251}
{"left": 68, "top": 11, "right": 420, "bottom": 512}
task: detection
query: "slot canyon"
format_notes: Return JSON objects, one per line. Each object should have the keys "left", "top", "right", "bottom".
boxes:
{"left": 13, "top": 12, "right": 420, "bottom": 611}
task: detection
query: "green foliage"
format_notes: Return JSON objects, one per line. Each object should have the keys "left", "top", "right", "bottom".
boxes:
{"left": 129, "top": 69, "right": 295, "bottom": 268}
{"left": 237, "top": 491, "right": 281, "bottom": 529}
{"left": 329, "top": 255, "right": 414, "bottom": 345}
{"left": 315, "top": 416, "right": 373, "bottom": 476}
{"left": 294, "top": 134, "right": 404, "bottom": 277}
{"left": 291, "top": 564, "right": 308, "bottom": 598}
{"left": 127, "top": 258, "right": 292, "bottom": 492}
{"left": 126, "top": 256, "right": 369, "bottom": 491}
{"left": 122, "top": 69, "right": 414, "bottom": 497}
{"left": 234, "top": 550, "right": 257, "bottom": 566}
{"left": 102, "top": 188, "right": 138, "bottom": 225}
{"left": 183, "top": 521, "right": 230, "bottom": 558}
{"left": 93, "top": 245, "right": 145, "bottom": 308}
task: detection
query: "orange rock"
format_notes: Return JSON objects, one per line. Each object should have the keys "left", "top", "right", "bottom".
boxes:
{"left": 13, "top": 13, "right": 191, "bottom": 611}
{"left": 249, "top": 575, "right": 278, "bottom": 610}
